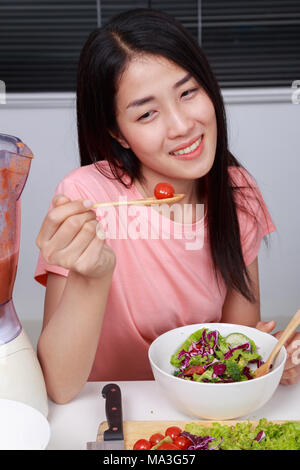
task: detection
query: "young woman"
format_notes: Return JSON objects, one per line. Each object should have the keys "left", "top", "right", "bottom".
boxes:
{"left": 34, "top": 9, "right": 299, "bottom": 404}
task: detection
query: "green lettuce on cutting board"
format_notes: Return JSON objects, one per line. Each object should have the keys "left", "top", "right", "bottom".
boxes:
{"left": 184, "top": 419, "right": 300, "bottom": 450}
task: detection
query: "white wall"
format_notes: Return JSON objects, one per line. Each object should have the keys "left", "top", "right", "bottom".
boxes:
{"left": 0, "top": 90, "right": 299, "bottom": 347}
{"left": 226, "top": 99, "right": 300, "bottom": 329}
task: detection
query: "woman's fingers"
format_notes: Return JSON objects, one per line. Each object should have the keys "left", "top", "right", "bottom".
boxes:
{"left": 255, "top": 320, "right": 276, "bottom": 333}
{"left": 47, "top": 219, "right": 99, "bottom": 267}
{"left": 274, "top": 331, "right": 300, "bottom": 385}
{"left": 281, "top": 332, "right": 300, "bottom": 369}
{"left": 36, "top": 195, "right": 94, "bottom": 244}
{"left": 36, "top": 194, "right": 116, "bottom": 279}
{"left": 255, "top": 322, "right": 300, "bottom": 385}
{"left": 74, "top": 231, "right": 115, "bottom": 278}
{"left": 52, "top": 194, "right": 70, "bottom": 207}
{"left": 280, "top": 363, "right": 300, "bottom": 385}
{"left": 47, "top": 210, "right": 97, "bottom": 252}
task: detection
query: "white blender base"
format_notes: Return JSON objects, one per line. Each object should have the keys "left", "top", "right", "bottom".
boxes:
{"left": 0, "top": 329, "right": 48, "bottom": 417}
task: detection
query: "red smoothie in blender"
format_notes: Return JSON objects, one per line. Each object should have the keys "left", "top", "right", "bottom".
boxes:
{"left": 0, "top": 251, "right": 18, "bottom": 305}
{"left": 0, "top": 146, "right": 31, "bottom": 305}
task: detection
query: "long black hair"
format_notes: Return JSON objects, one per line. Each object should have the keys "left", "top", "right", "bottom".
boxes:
{"left": 76, "top": 8, "right": 271, "bottom": 303}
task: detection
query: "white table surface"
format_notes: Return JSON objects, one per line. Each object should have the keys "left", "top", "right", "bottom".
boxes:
{"left": 46, "top": 380, "right": 300, "bottom": 450}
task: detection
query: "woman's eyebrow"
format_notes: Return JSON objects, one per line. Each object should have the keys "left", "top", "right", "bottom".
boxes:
{"left": 126, "top": 72, "right": 192, "bottom": 109}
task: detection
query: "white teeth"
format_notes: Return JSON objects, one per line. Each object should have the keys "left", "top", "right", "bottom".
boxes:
{"left": 170, "top": 136, "right": 202, "bottom": 156}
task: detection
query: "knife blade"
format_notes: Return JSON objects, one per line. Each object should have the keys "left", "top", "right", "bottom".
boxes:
{"left": 86, "top": 383, "right": 125, "bottom": 450}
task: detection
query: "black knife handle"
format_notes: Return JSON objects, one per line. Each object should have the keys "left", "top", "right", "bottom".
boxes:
{"left": 102, "top": 383, "right": 123, "bottom": 441}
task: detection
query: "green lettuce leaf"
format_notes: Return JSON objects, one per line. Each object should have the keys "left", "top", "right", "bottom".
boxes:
{"left": 170, "top": 328, "right": 205, "bottom": 367}
{"left": 184, "top": 419, "right": 300, "bottom": 450}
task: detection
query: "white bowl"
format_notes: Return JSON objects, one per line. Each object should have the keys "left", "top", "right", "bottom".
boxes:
{"left": 0, "top": 399, "right": 51, "bottom": 450}
{"left": 148, "top": 323, "right": 287, "bottom": 420}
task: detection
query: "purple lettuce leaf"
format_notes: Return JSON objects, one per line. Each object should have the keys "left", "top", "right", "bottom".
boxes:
{"left": 181, "top": 431, "right": 222, "bottom": 450}
{"left": 224, "top": 342, "right": 251, "bottom": 359}
{"left": 254, "top": 430, "right": 266, "bottom": 442}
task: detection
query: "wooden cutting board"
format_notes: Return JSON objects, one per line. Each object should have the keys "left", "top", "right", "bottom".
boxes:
{"left": 97, "top": 419, "right": 300, "bottom": 450}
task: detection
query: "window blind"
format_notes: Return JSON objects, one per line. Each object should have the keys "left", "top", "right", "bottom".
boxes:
{"left": 202, "top": 0, "right": 300, "bottom": 88}
{"left": 0, "top": 0, "right": 98, "bottom": 92}
{"left": 0, "top": 0, "right": 299, "bottom": 92}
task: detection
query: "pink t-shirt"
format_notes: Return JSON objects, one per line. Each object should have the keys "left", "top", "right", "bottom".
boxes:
{"left": 34, "top": 162, "right": 276, "bottom": 381}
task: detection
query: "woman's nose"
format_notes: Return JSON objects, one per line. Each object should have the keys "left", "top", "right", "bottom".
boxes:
{"left": 166, "top": 107, "right": 194, "bottom": 138}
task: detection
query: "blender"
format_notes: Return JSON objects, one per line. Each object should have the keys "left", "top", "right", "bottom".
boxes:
{"left": 0, "top": 133, "right": 48, "bottom": 417}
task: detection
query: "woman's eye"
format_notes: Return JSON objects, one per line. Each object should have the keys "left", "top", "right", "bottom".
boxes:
{"left": 138, "top": 111, "right": 154, "bottom": 121}
{"left": 181, "top": 87, "right": 198, "bottom": 98}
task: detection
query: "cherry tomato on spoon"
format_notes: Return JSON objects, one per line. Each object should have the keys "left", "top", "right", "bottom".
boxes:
{"left": 154, "top": 182, "right": 175, "bottom": 199}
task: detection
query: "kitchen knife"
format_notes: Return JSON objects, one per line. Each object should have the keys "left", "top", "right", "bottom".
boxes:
{"left": 86, "top": 383, "right": 125, "bottom": 450}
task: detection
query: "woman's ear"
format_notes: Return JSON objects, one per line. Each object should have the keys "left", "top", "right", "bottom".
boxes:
{"left": 109, "top": 129, "right": 130, "bottom": 149}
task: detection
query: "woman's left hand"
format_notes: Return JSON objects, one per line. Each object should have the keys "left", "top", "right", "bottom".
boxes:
{"left": 256, "top": 321, "right": 300, "bottom": 385}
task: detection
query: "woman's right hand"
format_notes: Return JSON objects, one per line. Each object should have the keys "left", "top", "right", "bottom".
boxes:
{"left": 36, "top": 194, "right": 116, "bottom": 279}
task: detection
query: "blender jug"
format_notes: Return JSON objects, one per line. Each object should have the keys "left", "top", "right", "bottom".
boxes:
{"left": 0, "top": 133, "right": 48, "bottom": 417}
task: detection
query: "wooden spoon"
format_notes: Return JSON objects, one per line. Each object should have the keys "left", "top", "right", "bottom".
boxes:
{"left": 92, "top": 194, "right": 185, "bottom": 209}
{"left": 254, "top": 308, "right": 300, "bottom": 378}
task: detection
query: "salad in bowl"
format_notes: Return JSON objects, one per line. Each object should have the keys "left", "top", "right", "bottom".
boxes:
{"left": 148, "top": 323, "right": 287, "bottom": 419}
{"left": 171, "top": 327, "right": 264, "bottom": 383}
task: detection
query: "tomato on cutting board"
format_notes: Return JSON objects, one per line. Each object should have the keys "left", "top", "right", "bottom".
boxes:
{"left": 165, "top": 426, "right": 182, "bottom": 441}
{"left": 133, "top": 438, "right": 151, "bottom": 450}
{"left": 132, "top": 424, "right": 193, "bottom": 450}
{"left": 173, "top": 435, "right": 192, "bottom": 450}
{"left": 149, "top": 433, "right": 165, "bottom": 447}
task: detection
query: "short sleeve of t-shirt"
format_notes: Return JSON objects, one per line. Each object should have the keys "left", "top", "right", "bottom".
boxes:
{"left": 34, "top": 176, "right": 90, "bottom": 287}
{"left": 229, "top": 166, "right": 276, "bottom": 266}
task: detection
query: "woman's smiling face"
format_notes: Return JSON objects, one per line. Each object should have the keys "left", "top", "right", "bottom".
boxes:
{"left": 113, "top": 54, "right": 217, "bottom": 191}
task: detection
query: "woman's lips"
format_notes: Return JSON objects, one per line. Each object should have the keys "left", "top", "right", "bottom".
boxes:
{"left": 169, "top": 135, "right": 202, "bottom": 153}
{"left": 169, "top": 135, "right": 204, "bottom": 161}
